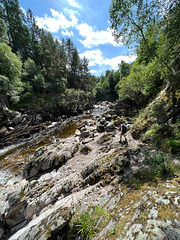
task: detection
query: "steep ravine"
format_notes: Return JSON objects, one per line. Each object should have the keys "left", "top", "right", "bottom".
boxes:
{"left": 0, "top": 102, "right": 179, "bottom": 240}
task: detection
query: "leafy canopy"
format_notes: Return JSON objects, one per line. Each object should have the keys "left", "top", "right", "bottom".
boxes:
{"left": 0, "top": 42, "right": 22, "bottom": 103}
{"left": 109, "top": 0, "right": 160, "bottom": 49}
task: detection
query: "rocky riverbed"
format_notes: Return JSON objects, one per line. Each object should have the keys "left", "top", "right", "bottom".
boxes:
{"left": 0, "top": 101, "right": 180, "bottom": 240}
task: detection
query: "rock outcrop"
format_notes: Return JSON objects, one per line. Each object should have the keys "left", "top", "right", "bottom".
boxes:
{"left": 0, "top": 101, "right": 179, "bottom": 240}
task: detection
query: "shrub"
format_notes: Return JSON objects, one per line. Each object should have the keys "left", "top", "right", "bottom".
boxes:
{"left": 167, "top": 139, "right": 180, "bottom": 154}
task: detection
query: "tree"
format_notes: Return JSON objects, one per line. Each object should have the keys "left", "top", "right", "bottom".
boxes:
{"left": 0, "top": 0, "right": 30, "bottom": 59}
{"left": 0, "top": 42, "right": 22, "bottom": 104}
{"left": 109, "top": 0, "right": 178, "bottom": 70}
{"left": 110, "top": 0, "right": 180, "bottom": 122}
{"left": 116, "top": 60, "right": 164, "bottom": 104}
{"left": 107, "top": 71, "right": 118, "bottom": 100}
{"left": 95, "top": 74, "right": 110, "bottom": 101}
{"left": 79, "top": 56, "right": 91, "bottom": 91}
{"left": 157, "top": 1, "right": 180, "bottom": 76}
{"left": 66, "top": 38, "right": 74, "bottom": 70}
{"left": 22, "top": 58, "right": 45, "bottom": 93}
{"left": 68, "top": 48, "right": 80, "bottom": 89}
{"left": 119, "top": 61, "right": 131, "bottom": 79}
{"left": 55, "top": 38, "right": 67, "bottom": 79}
{"left": 0, "top": 17, "right": 8, "bottom": 43}
{"left": 26, "top": 9, "right": 42, "bottom": 64}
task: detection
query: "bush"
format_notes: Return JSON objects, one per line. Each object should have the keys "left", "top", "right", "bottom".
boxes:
{"left": 167, "top": 139, "right": 180, "bottom": 154}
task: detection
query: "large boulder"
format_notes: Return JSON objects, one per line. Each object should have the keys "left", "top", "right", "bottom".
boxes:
{"left": 22, "top": 143, "right": 79, "bottom": 180}
{"left": 8, "top": 206, "right": 71, "bottom": 240}
{"left": 106, "top": 122, "right": 115, "bottom": 132}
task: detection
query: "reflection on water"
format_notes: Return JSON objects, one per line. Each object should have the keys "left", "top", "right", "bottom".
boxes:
{"left": 0, "top": 122, "right": 78, "bottom": 186}
{"left": 0, "top": 143, "right": 24, "bottom": 157}
{"left": 0, "top": 105, "right": 105, "bottom": 186}
{"left": 57, "top": 123, "right": 77, "bottom": 138}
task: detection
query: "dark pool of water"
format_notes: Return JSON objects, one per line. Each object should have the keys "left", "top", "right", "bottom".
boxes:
{"left": 0, "top": 122, "right": 78, "bottom": 185}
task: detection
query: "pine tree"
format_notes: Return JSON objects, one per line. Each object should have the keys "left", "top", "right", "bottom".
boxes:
{"left": 0, "top": 0, "right": 30, "bottom": 59}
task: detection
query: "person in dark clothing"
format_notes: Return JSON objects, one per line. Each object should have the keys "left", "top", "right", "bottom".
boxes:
{"left": 119, "top": 123, "right": 127, "bottom": 143}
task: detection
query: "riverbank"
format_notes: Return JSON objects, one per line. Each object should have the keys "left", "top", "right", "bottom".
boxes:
{"left": 0, "top": 101, "right": 179, "bottom": 240}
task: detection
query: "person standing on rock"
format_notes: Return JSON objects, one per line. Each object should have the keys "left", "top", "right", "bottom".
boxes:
{"left": 51, "top": 136, "right": 57, "bottom": 144}
{"left": 119, "top": 122, "right": 127, "bottom": 143}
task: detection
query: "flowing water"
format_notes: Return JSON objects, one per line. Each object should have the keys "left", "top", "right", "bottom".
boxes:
{"left": 0, "top": 105, "right": 107, "bottom": 186}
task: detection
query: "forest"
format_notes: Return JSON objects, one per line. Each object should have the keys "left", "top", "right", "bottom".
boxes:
{"left": 0, "top": 0, "right": 180, "bottom": 152}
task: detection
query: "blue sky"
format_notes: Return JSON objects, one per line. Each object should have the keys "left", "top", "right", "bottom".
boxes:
{"left": 19, "top": 0, "right": 136, "bottom": 76}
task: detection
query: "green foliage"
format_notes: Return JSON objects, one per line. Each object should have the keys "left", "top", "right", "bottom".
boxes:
{"left": 146, "top": 153, "right": 176, "bottom": 178}
{"left": 68, "top": 206, "right": 110, "bottom": 239}
{"left": 22, "top": 58, "right": 45, "bottom": 92}
{"left": 0, "top": 18, "right": 9, "bottom": 43}
{"left": 95, "top": 75, "right": 110, "bottom": 101}
{"left": 132, "top": 86, "right": 180, "bottom": 154}
{"left": 110, "top": 226, "right": 117, "bottom": 235}
{"left": 116, "top": 57, "right": 167, "bottom": 104}
{"left": 20, "top": 91, "right": 33, "bottom": 103}
{"left": 0, "top": 42, "right": 22, "bottom": 78}
{"left": 0, "top": 42, "right": 22, "bottom": 103}
{"left": 157, "top": 2, "right": 180, "bottom": 74}
{"left": 95, "top": 70, "right": 120, "bottom": 101}
{"left": 167, "top": 139, "right": 180, "bottom": 154}
{"left": 143, "top": 123, "right": 162, "bottom": 142}
{"left": 109, "top": 0, "right": 160, "bottom": 49}
{"left": 0, "top": 0, "right": 94, "bottom": 109}
{"left": 1, "top": 0, "right": 30, "bottom": 58}
{"left": 54, "top": 77, "right": 67, "bottom": 93}
{"left": 109, "top": 0, "right": 180, "bottom": 127}
{"left": 1, "top": 0, "right": 179, "bottom": 120}
{"left": 116, "top": 62, "right": 146, "bottom": 103}
{"left": 137, "top": 25, "right": 159, "bottom": 64}
{"left": 119, "top": 60, "right": 131, "bottom": 78}
{"left": 128, "top": 153, "right": 176, "bottom": 189}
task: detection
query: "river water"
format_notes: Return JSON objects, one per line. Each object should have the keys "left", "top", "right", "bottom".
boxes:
{"left": 0, "top": 104, "right": 108, "bottom": 186}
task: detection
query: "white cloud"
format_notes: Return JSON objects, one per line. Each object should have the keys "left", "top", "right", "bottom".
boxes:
{"left": 61, "top": 29, "right": 74, "bottom": 36}
{"left": 90, "top": 69, "right": 102, "bottom": 76}
{"left": 67, "top": 0, "right": 80, "bottom": 8}
{"left": 77, "top": 23, "right": 122, "bottom": 48}
{"left": 35, "top": 8, "right": 121, "bottom": 49}
{"left": 36, "top": 8, "right": 78, "bottom": 32}
{"left": 79, "top": 49, "right": 103, "bottom": 67}
{"left": 63, "top": 8, "right": 78, "bottom": 16}
{"left": 103, "top": 55, "right": 137, "bottom": 69}
{"left": 80, "top": 49, "right": 136, "bottom": 69}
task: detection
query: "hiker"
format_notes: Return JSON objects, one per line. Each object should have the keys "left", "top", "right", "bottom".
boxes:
{"left": 51, "top": 136, "right": 56, "bottom": 144}
{"left": 119, "top": 122, "right": 127, "bottom": 143}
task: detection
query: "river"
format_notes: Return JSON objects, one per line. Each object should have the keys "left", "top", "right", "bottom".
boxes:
{"left": 0, "top": 104, "right": 109, "bottom": 186}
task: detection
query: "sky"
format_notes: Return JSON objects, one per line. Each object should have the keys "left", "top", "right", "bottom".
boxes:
{"left": 19, "top": 0, "right": 136, "bottom": 76}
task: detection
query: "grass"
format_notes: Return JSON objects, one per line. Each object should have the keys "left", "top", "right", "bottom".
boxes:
{"left": 67, "top": 205, "right": 110, "bottom": 239}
